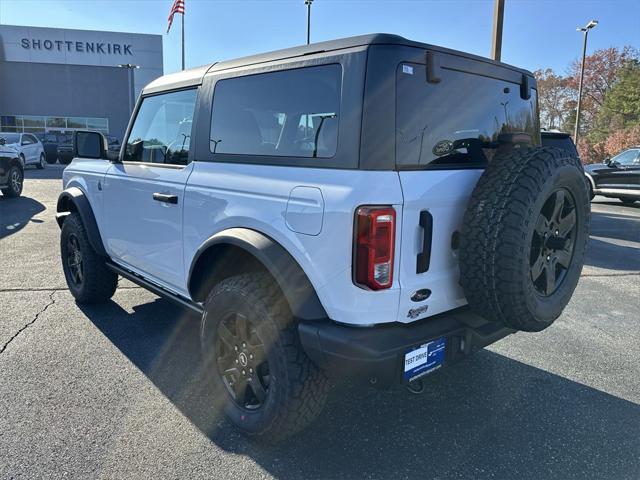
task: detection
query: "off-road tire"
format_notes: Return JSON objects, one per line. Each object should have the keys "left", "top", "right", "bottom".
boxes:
{"left": 60, "top": 213, "right": 117, "bottom": 303}
{"left": 1, "top": 165, "right": 23, "bottom": 198}
{"left": 200, "top": 273, "right": 330, "bottom": 442}
{"left": 459, "top": 147, "right": 590, "bottom": 332}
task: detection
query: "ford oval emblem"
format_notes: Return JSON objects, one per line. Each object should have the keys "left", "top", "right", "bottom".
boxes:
{"left": 411, "top": 289, "right": 432, "bottom": 302}
{"left": 432, "top": 140, "right": 454, "bottom": 157}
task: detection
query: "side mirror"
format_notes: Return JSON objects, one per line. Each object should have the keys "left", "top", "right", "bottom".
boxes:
{"left": 604, "top": 158, "right": 612, "bottom": 166}
{"left": 74, "top": 130, "right": 108, "bottom": 160}
{"left": 0, "top": 138, "right": 5, "bottom": 146}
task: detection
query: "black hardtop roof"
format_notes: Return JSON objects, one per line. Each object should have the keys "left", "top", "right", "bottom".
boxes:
{"left": 144, "top": 33, "right": 534, "bottom": 94}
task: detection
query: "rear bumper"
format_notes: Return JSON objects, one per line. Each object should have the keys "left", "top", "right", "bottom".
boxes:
{"left": 298, "top": 307, "right": 514, "bottom": 387}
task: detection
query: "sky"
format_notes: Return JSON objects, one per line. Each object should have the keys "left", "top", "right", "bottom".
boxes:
{"left": 0, "top": 0, "right": 638, "bottom": 76}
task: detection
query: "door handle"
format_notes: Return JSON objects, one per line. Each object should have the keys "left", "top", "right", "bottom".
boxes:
{"left": 153, "top": 193, "right": 178, "bottom": 204}
{"left": 416, "top": 210, "right": 433, "bottom": 274}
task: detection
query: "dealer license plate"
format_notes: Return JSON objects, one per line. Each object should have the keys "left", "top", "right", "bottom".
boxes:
{"left": 403, "top": 337, "right": 446, "bottom": 382}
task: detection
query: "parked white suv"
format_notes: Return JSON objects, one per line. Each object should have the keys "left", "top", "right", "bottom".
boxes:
{"left": 56, "top": 34, "right": 590, "bottom": 441}
{"left": 0, "top": 132, "right": 47, "bottom": 169}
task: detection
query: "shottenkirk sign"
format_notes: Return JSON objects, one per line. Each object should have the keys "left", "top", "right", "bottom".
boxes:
{"left": 20, "top": 38, "right": 133, "bottom": 55}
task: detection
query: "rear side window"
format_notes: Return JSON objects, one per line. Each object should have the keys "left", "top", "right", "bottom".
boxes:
{"left": 209, "top": 64, "right": 341, "bottom": 159}
{"left": 396, "top": 62, "right": 538, "bottom": 168}
{"left": 124, "top": 89, "right": 197, "bottom": 165}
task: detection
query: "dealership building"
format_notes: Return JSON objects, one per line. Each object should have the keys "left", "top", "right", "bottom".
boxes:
{"left": 0, "top": 25, "right": 163, "bottom": 141}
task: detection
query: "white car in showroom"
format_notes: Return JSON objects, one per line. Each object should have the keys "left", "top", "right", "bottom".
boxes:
{"left": 0, "top": 132, "right": 47, "bottom": 169}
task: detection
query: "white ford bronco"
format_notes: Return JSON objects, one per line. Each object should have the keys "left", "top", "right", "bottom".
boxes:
{"left": 57, "top": 34, "right": 590, "bottom": 441}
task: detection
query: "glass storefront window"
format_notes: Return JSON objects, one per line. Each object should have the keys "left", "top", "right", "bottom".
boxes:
{"left": 1, "top": 114, "right": 109, "bottom": 135}
{"left": 22, "top": 116, "right": 45, "bottom": 128}
{"left": 67, "top": 117, "right": 87, "bottom": 129}
{"left": 46, "top": 117, "right": 67, "bottom": 128}
{"left": 87, "top": 118, "right": 108, "bottom": 130}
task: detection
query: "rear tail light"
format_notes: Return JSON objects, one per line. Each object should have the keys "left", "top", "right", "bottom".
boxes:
{"left": 354, "top": 206, "right": 396, "bottom": 290}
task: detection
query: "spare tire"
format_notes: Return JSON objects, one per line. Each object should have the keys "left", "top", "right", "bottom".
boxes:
{"left": 459, "top": 147, "right": 590, "bottom": 332}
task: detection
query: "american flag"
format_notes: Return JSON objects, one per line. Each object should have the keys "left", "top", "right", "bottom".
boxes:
{"left": 166, "top": 0, "right": 185, "bottom": 34}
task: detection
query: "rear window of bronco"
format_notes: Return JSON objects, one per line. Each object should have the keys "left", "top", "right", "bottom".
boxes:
{"left": 396, "top": 62, "right": 538, "bottom": 169}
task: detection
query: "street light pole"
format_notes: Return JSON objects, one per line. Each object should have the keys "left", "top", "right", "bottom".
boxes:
{"left": 118, "top": 63, "right": 140, "bottom": 114}
{"left": 305, "top": 0, "right": 313, "bottom": 45}
{"left": 491, "top": 0, "right": 505, "bottom": 61}
{"left": 574, "top": 19, "right": 598, "bottom": 145}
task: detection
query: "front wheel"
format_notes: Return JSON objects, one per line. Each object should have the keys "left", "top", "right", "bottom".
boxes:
{"left": 200, "top": 273, "right": 329, "bottom": 442}
{"left": 60, "top": 213, "right": 117, "bottom": 303}
{"left": 36, "top": 153, "right": 46, "bottom": 170}
{"left": 1, "top": 165, "right": 23, "bottom": 198}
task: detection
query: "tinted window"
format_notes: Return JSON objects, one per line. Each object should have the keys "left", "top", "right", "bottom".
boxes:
{"left": 210, "top": 64, "right": 341, "bottom": 159}
{"left": 611, "top": 149, "right": 640, "bottom": 165}
{"left": 396, "top": 63, "right": 538, "bottom": 168}
{"left": 541, "top": 135, "right": 579, "bottom": 156}
{"left": 124, "top": 89, "right": 197, "bottom": 165}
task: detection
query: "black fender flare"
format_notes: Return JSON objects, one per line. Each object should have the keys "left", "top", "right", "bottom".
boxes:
{"left": 188, "top": 228, "right": 327, "bottom": 321}
{"left": 56, "top": 186, "right": 107, "bottom": 256}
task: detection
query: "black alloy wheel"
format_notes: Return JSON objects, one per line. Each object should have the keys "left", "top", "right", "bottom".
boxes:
{"left": 66, "top": 233, "right": 84, "bottom": 287}
{"left": 530, "top": 188, "right": 577, "bottom": 296}
{"left": 215, "top": 311, "right": 270, "bottom": 410}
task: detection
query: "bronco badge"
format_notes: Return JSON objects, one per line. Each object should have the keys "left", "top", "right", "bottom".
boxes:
{"left": 407, "top": 305, "right": 429, "bottom": 319}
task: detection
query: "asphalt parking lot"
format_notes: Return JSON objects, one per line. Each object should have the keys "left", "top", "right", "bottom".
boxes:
{"left": 1, "top": 164, "right": 639, "bottom": 480}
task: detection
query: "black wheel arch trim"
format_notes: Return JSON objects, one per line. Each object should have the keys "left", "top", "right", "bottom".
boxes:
{"left": 188, "top": 228, "right": 328, "bottom": 321}
{"left": 56, "top": 186, "right": 107, "bottom": 256}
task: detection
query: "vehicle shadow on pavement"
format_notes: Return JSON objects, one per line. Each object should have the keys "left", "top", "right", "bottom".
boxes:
{"left": 23, "top": 164, "right": 66, "bottom": 181}
{"left": 0, "top": 196, "right": 46, "bottom": 239}
{"left": 81, "top": 297, "right": 640, "bottom": 480}
{"left": 586, "top": 211, "right": 640, "bottom": 271}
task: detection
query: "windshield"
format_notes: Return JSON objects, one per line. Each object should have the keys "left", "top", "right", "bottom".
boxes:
{"left": 0, "top": 133, "right": 20, "bottom": 143}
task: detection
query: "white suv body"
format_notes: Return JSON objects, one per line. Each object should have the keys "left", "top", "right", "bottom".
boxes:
{"left": 63, "top": 160, "right": 478, "bottom": 326}
{"left": 0, "top": 132, "right": 45, "bottom": 168}
{"left": 56, "top": 34, "right": 590, "bottom": 440}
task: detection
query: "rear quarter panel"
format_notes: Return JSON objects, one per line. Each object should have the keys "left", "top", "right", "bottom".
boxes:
{"left": 183, "top": 162, "right": 404, "bottom": 325}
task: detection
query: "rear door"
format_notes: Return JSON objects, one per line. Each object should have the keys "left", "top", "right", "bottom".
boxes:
{"left": 102, "top": 88, "right": 198, "bottom": 295}
{"left": 394, "top": 52, "right": 539, "bottom": 322}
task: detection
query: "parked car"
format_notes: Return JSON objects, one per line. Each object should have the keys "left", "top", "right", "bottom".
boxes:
{"left": 0, "top": 132, "right": 47, "bottom": 169}
{"left": 56, "top": 133, "right": 75, "bottom": 165}
{"left": 584, "top": 147, "right": 640, "bottom": 204}
{"left": 42, "top": 133, "right": 63, "bottom": 164}
{"left": 541, "top": 130, "right": 579, "bottom": 157}
{"left": 0, "top": 138, "right": 23, "bottom": 197}
{"left": 56, "top": 34, "right": 590, "bottom": 441}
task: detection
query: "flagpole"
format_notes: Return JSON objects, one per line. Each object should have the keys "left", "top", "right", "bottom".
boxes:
{"left": 181, "top": 10, "right": 185, "bottom": 70}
